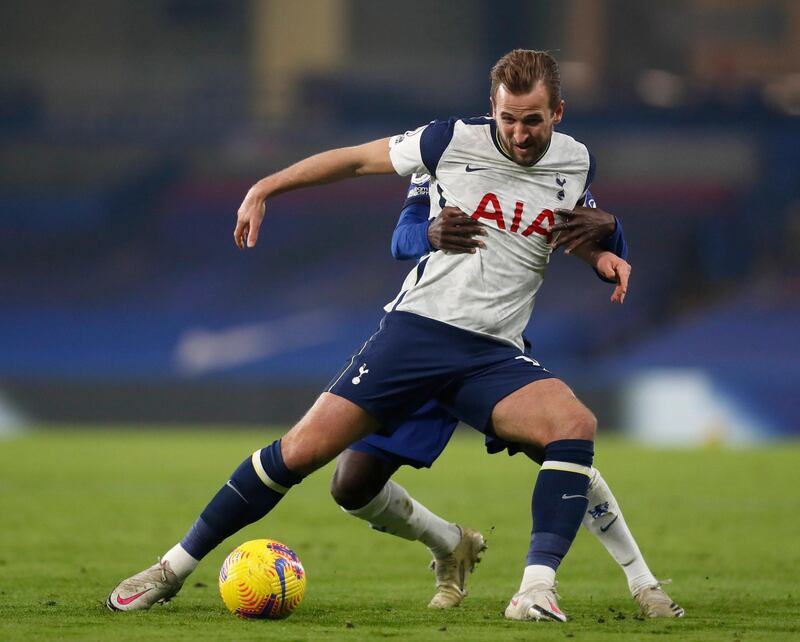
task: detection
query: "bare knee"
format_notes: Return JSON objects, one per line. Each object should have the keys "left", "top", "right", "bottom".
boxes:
{"left": 330, "top": 449, "right": 397, "bottom": 511}
{"left": 330, "top": 460, "right": 376, "bottom": 510}
{"left": 555, "top": 407, "right": 597, "bottom": 443}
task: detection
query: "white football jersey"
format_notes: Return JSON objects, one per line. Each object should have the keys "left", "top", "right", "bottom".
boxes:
{"left": 387, "top": 117, "right": 594, "bottom": 349}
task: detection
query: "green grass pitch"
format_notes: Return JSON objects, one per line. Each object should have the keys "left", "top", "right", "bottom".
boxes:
{"left": 1, "top": 428, "right": 798, "bottom": 641}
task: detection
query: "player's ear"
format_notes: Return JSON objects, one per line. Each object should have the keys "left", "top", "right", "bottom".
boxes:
{"left": 552, "top": 100, "right": 565, "bottom": 124}
{"left": 489, "top": 95, "right": 496, "bottom": 118}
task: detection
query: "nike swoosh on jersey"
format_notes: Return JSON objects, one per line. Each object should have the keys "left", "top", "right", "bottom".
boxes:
{"left": 465, "top": 164, "right": 490, "bottom": 173}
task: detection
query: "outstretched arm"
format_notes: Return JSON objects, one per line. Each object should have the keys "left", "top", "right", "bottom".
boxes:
{"left": 235, "top": 138, "right": 394, "bottom": 249}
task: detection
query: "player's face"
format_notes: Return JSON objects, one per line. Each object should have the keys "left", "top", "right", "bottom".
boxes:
{"left": 491, "top": 82, "right": 564, "bottom": 166}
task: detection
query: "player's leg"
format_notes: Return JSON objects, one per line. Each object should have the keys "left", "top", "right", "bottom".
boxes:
{"left": 331, "top": 400, "right": 485, "bottom": 609}
{"left": 107, "top": 393, "right": 379, "bottom": 611}
{"left": 488, "top": 438, "right": 682, "bottom": 616}
{"left": 491, "top": 378, "right": 596, "bottom": 622}
{"left": 332, "top": 449, "right": 465, "bottom": 554}
{"left": 583, "top": 468, "right": 684, "bottom": 617}
{"left": 331, "top": 448, "right": 463, "bottom": 559}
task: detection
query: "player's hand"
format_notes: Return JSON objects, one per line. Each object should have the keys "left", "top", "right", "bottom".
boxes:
{"left": 427, "top": 206, "right": 487, "bottom": 253}
{"left": 234, "top": 187, "right": 267, "bottom": 249}
{"left": 595, "top": 253, "right": 631, "bottom": 304}
{"left": 549, "top": 206, "right": 616, "bottom": 254}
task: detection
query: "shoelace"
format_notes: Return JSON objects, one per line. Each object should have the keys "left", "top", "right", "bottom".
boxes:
{"left": 156, "top": 558, "right": 170, "bottom": 583}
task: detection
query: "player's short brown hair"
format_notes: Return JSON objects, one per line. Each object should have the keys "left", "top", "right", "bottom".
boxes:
{"left": 490, "top": 49, "right": 561, "bottom": 111}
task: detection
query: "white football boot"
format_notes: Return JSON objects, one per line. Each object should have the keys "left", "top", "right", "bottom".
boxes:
{"left": 428, "top": 527, "right": 487, "bottom": 608}
{"left": 106, "top": 559, "right": 183, "bottom": 611}
{"left": 634, "top": 580, "right": 685, "bottom": 618}
{"left": 504, "top": 583, "right": 568, "bottom": 622}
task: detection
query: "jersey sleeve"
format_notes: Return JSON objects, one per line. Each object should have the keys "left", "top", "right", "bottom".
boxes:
{"left": 391, "top": 204, "right": 432, "bottom": 260}
{"left": 391, "top": 174, "right": 432, "bottom": 260}
{"left": 389, "top": 119, "right": 457, "bottom": 177}
{"left": 402, "top": 173, "right": 431, "bottom": 209}
{"left": 598, "top": 216, "right": 629, "bottom": 261}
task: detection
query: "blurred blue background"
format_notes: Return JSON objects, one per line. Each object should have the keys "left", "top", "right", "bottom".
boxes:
{"left": 1, "top": 0, "right": 798, "bottom": 441}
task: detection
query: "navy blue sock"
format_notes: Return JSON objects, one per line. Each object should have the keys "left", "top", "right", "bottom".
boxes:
{"left": 180, "top": 440, "right": 303, "bottom": 560}
{"left": 526, "top": 439, "right": 594, "bottom": 570}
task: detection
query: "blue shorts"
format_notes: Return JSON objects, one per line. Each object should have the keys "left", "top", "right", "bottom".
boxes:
{"left": 327, "top": 311, "right": 554, "bottom": 468}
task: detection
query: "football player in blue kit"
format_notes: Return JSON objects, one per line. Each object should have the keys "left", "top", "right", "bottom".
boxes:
{"left": 108, "top": 49, "right": 671, "bottom": 623}
{"left": 329, "top": 174, "right": 683, "bottom": 618}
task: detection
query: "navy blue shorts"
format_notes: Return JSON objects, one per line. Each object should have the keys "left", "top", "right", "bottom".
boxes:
{"left": 327, "top": 311, "right": 554, "bottom": 467}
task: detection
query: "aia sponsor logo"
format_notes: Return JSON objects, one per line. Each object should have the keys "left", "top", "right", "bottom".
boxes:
{"left": 470, "top": 192, "right": 554, "bottom": 241}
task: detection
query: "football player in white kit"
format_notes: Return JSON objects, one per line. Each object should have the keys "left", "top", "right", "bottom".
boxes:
{"left": 108, "top": 50, "right": 652, "bottom": 623}
{"left": 328, "top": 177, "right": 682, "bottom": 618}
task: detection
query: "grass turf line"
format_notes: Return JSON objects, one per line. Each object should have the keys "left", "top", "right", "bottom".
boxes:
{"left": 0, "top": 428, "right": 798, "bottom": 641}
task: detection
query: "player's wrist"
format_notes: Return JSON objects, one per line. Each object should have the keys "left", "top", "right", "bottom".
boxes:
{"left": 250, "top": 178, "right": 274, "bottom": 200}
{"left": 599, "top": 214, "right": 616, "bottom": 238}
{"left": 594, "top": 250, "right": 615, "bottom": 269}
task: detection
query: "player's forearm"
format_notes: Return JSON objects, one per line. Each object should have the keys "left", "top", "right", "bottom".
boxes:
{"left": 250, "top": 138, "right": 394, "bottom": 199}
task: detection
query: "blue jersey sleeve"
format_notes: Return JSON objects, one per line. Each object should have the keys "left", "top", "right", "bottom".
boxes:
{"left": 598, "top": 217, "right": 628, "bottom": 260}
{"left": 391, "top": 203, "right": 432, "bottom": 260}
{"left": 391, "top": 175, "right": 432, "bottom": 260}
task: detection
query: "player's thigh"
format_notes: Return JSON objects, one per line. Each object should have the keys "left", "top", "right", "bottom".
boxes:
{"left": 491, "top": 378, "right": 596, "bottom": 447}
{"left": 281, "top": 392, "right": 381, "bottom": 475}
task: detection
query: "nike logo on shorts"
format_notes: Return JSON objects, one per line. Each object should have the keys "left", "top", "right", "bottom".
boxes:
{"left": 561, "top": 493, "right": 588, "bottom": 500}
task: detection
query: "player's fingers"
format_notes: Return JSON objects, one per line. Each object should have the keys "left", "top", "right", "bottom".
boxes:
{"left": 564, "top": 233, "right": 592, "bottom": 254}
{"left": 611, "top": 263, "right": 631, "bottom": 303}
{"left": 449, "top": 223, "right": 486, "bottom": 238}
{"left": 619, "top": 264, "right": 631, "bottom": 290}
{"left": 441, "top": 235, "right": 486, "bottom": 251}
{"left": 234, "top": 220, "right": 246, "bottom": 249}
{"left": 549, "top": 230, "right": 579, "bottom": 249}
{"left": 448, "top": 213, "right": 482, "bottom": 226}
{"left": 246, "top": 219, "right": 261, "bottom": 248}
{"left": 441, "top": 207, "right": 467, "bottom": 219}
{"left": 440, "top": 236, "right": 485, "bottom": 250}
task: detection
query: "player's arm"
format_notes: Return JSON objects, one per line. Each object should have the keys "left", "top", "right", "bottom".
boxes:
{"left": 235, "top": 138, "right": 394, "bottom": 249}
{"left": 549, "top": 192, "right": 628, "bottom": 257}
{"left": 391, "top": 175, "right": 433, "bottom": 260}
{"left": 392, "top": 206, "right": 488, "bottom": 259}
{"left": 391, "top": 175, "right": 486, "bottom": 260}
{"left": 392, "top": 202, "right": 432, "bottom": 260}
{"left": 550, "top": 192, "right": 629, "bottom": 283}
{"left": 571, "top": 242, "right": 631, "bottom": 305}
